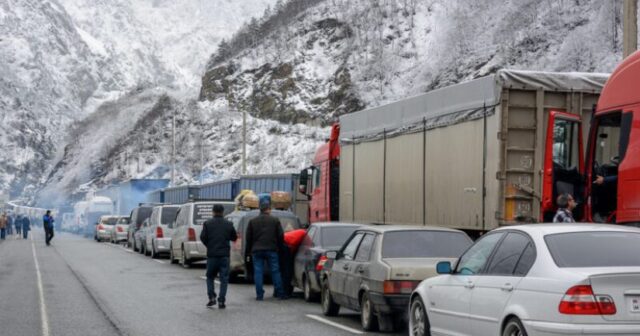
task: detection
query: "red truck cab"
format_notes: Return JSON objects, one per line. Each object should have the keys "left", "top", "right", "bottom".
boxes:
{"left": 585, "top": 50, "right": 640, "bottom": 225}
{"left": 299, "top": 124, "right": 340, "bottom": 223}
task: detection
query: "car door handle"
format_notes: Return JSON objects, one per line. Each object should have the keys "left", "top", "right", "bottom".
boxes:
{"left": 464, "top": 281, "right": 475, "bottom": 289}
{"left": 501, "top": 283, "right": 514, "bottom": 292}
{"left": 357, "top": 268, "right": 365, "bottom": 274}
{"left": 342, "top": 265, "right": 349, "bottom": 271}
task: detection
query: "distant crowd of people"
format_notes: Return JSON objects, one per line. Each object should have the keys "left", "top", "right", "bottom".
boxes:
{"left": 0, "top": 210, "right": 55, "bottom": 245}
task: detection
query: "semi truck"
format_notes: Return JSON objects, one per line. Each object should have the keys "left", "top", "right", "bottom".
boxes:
{"left": 300, "top": 53, "right": 640, "bottom": 234}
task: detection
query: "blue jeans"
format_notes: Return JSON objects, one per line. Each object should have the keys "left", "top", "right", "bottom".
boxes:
{"left": 252, "top": 250, "right": 284, "bottom": 299}
{"left": 206, "top": 257, "right": 230, "bottom": 303}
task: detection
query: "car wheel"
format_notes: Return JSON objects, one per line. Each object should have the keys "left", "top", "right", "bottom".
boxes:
{"left": 503, "top": 317, "right": 528, "bottom": 336}
{"left": 409, "top": 297, "right": 430, "bottom": 336}
{"left": 360, "top": 291, "right": 378, "bottom": 331}
{"left": 169, "top": 245, "right": 178, "bottom": 264}
{"left": 321, "top": 280, "right": 340, "bottom": 316}
{"left": 150, "top": 243, "right": 157, "bottom": 259}
{"left": 145, "top": 243, "right": 151, "bottom": 256}
{"left": 132, "top": 240, "right": 137, "bottom": 252}
{"left": 180, "top": 247, "right": 191, "bottom": 268}
{"left": 303, "top": 274, "right": 318, "bottom": 302}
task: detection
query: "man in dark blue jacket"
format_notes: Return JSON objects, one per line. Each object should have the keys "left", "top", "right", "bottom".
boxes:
{"left": 200, "top": 204, "right": 237, "bottom": 309}
{"left": 43, "top": 210, "right": 55, "bottom": 246}
{"left": 22, "top": 216, "right": 30, "bottom": 240}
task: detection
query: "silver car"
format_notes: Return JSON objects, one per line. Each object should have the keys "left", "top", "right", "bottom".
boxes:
{"left": 135, "top": 218, "right": 150, "bottom": 255}
{"left": 169, "top": 201, "right": 235, "bottom": 267}
{"left": 409, "top": 224, "right": 640, "bottom": 336}
{"left": 95, "top": 215, "right": 118, "bottom": 242}
{"left": 145, "top": 205, "right": 179, "bottom": 258}
{"left": 110, "top": 216, "right": 130, "bottom": 243}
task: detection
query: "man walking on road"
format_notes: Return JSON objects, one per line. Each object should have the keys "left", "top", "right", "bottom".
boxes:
{"left": 200, "top": 204, "right": 237, "bottom": 309}
{"left": 43, "top": 210, "right": 55, "bottom": 246}
{"left": 0, "top": 212, "right": 7, "bottom": 240}
{"left": 12, "top": 214, "right": 21, "bottom": 238}
{"left": 553, "top": 194, "right": 576, "bottom": 223}
{"left": 22, "top": 215, "right": 31, "bottom": 239}
{"left": 245, "top": 196, "right": 287, "bottom": 301}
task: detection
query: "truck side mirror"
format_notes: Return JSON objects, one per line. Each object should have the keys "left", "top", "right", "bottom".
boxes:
{"left": 299, "top": 167, "right": 312, "bottom": 196}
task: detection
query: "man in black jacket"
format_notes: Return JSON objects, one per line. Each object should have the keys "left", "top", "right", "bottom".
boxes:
{"left": 200, "top": 204, "right": 237, "bottom": 309}
{"left": 245, "top": 197, "right": 286, "bottom": 300}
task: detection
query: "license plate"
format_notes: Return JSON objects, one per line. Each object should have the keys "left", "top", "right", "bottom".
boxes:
{"left": 630, "top": 296, "right": 640, "bottom": 313}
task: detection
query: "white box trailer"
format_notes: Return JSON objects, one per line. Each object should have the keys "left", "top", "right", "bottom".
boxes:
{"left": 338, "top": 70, "right": 608, "bottom": 233}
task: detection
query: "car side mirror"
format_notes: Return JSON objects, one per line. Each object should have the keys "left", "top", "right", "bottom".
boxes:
{"left": 436, "top": 261, "right": 452, "bottom": 274}
{"left": 326, "top": 250, "right": 339, "bottom": 260}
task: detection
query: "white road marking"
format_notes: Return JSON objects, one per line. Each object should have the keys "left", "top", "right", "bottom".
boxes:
{"left": 305, "top": 314, "right": 364, "bottom": 335}
{"left": 31, "top": 235, "right": 51, "bottom": 336}
{"left": 153, "top": 260, "right": 165, "bottom": 264}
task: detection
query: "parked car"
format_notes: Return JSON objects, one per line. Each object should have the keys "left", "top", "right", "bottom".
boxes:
{"left": 127, "top": 206, "right": 154, "bottom": 251}
{"left": 135, "top": 218, "right": 151, "bottom": 254}
{"left": 95, "top": 215, "right": 118, "bottom": 242}
{"left": 408, "top": 224, "right": 640, "bottom": 336}
{"left": 227, "top": 209, "right": 304, "bottom": 281}
{"left": 145, "top": 205, "right": 180, "bottom": 258}
{"left": 110, "top": 216, "right": 130, "bottom": 243}
{"left": 293, "top": 222, "right": 362, "bottom": 302}
{"left": 169, "top": 201, "right": 235, "bottom": 267}
{"left": 321, "top": 225, "right": 472, "bottom": 332}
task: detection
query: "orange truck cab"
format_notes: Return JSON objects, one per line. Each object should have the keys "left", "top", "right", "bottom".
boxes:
{"left": 585, "top": 50, "right": 640, "bottom": 225}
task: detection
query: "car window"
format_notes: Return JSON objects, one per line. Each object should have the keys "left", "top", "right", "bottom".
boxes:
{"left": 341, "top": 233, "right": 364, "bottom": 261}
{"left": 304, "top": 226, "right": 317, "bottom": 247}
{"left": 161, "top": 207, "right": 179, "bottom": 225}
{"left": 514, "top": 243, "right": 536, "bottom": 276}
{"left": 193, "top": 203, "right": 214, "bottom": 225}
{"left": 382, "top": 231, "right": 472, "bottom": 258}
{"left": 322, "top": 226, "right": 359, "bottom": 249}
{"left": 485, "top": 232, "right": 533, "bottom": 276}
{"left": 117, "top": 217, "right": 130, "bottom": 224}
{"left": 545, "top": 231, "right": 640, "bottom": 267}
{"left": 455, "top": 232, "right": 504, "bottom": 275}
{"left": 355, "top": 234, "right": 375, "bottom": 262}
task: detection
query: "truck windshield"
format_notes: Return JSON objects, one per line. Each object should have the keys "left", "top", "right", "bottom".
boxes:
{"left": 382, "top": 231, "right": 472, "bottom": 258}
{"left": 545, "top": 231, "right": 640, "bottom": 267}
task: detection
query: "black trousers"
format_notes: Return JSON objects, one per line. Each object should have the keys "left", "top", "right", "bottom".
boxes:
{"left": 45, "top": 227, "right": 54, "bottom": 245}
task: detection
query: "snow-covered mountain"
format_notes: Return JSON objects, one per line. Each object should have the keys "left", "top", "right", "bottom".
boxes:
{"left": 0, "top": 0, "right": 276, "bottom": 200}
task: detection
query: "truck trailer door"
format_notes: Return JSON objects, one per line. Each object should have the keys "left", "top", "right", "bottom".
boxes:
{"left": 542, "top": 111, "right": 584, "bottom": 221}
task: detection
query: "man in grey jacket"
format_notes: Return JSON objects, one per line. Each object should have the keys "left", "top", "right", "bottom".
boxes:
{"left": 244, "top": 197, "right": 286, "bottom": 301}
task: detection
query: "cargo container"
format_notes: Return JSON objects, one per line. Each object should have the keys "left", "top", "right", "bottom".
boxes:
{"left": 96, "top": 179, "right": 169, "bottom": 215}
{"left": 199, "top": 178, "right": 240, "bottom": 200}
{"left": 302, "top": 70, "right": 613, "bottom": 234}
{"left": 146, "top": 189, "right": 165, "bottom": 203}
{"left": 163, "top": 185, "right": 201, "bottom": 204}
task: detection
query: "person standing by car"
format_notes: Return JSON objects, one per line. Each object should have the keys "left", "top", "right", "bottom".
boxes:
{"left": 22, "top": 215, "right": 30, "bottom": 239}
{"left": 12, "top": 214, "right": 21, "bottom": 238}
{"left": 245, "top": 197, "right": 286, "bottom": 301}
{"left": 553, "top": 193, "right": 576, "bottom": 223}
{"left": 43, "top": 210, "right": 55, "bottom": 246}
{"left": 200, "top": 204, "right": 237, "bottom": 309}
{"left": 279, "top": 229, "right": 307, "bottom": 296}
{"left": 0, "top": 212, "right": 7, "bottom": 240}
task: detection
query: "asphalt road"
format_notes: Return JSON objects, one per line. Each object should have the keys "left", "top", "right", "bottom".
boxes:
{"left": 0, "top": 230, "right": 406, "bottom": 336}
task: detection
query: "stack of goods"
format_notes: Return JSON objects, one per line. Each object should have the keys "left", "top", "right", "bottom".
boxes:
{"left": 270, "top": 191, "right": 292, "bottom": 210}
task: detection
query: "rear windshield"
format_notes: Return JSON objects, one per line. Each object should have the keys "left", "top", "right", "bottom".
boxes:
{"left": 242, "top": 214, "right": 302, "bottom": 232}
{"left": 322, "top": 226, "right": 359, "bottom": 249}
{"left": 117, "top": 217, "right": 130, "bottom": 224}
{"left": 545, "top": 231, "right": 640, "bottom": 267}
{"left": 382, "top": 231, "right": 472, "bottom": 258}
{"left": 161, "top": 207, "right": 179, "bottom": 225}
{"left": 135, "top": 208, "right": 153, "bottom": 225}
{"left": 106, "top": 217, "right": 117, "bottom": 225}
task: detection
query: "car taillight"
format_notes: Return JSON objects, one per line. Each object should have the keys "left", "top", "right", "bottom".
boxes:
{"left": 117, "top": 226, "right": 124, "bottom": 232}
{"left": 383, "top": 280, "right": 420, "bottom": 294}
{"left": 559, "top": 285, "right": 616, "bottom": 315}
{"left": 316, "top": 255, "right": 328, "bottom": 271}
{"left": 98, "top": 224, "right": 104, "bottom": 231}
{"left": 156, "top": 227, "right": 163, "bottom": 238}
{"left": 188, "top": 228, "right": 197, "bottom": 242}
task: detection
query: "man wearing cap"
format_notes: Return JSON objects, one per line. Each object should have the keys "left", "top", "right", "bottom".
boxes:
{"left": 200, "top": 204, "right": 237, "bottom": 309}
{"left": 245, "top": 196, "right": 286, "bottom": 300}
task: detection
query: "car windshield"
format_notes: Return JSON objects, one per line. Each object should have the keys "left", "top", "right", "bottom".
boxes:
{"left": 193, "top": 204, "right": 214, "bottom": 225}
{"left": 545, "top": 231, "right": 640, "bottom": 267}
{"left": 382, "top": 231, "right": 472, "bottom": 258}
{"left": 161, "top": 207, "right": 179, "bottom": 225}
{"left": 117, "top": 217, "right": 130, "bottom": 224}
{"left": 322, "top": 226, "right": 359, "bottom": 249}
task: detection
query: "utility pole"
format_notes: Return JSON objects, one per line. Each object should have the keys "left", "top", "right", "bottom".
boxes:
{"left": 623, "top": 0, "right": 638, "bottom": 58}
{"left": 171, "top": 109, "right": 176, "bottom": 186}
{"left": 200, "top": 139, "right": 204, "bottom": 185}
{"left": 242, "top": 105, "right": 247, "bottom": 175}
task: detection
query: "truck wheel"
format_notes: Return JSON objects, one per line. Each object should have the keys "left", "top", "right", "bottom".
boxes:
{"left": 409, "top": 297, "right": 430, "bottom": 336}
{"left": 321, "top": 280, "right": 340, "bottom": 316}
{"left": 360, "top": 291, "right": 378, "bottom": 332}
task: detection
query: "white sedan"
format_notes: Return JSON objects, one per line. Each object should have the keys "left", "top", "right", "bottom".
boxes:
{"left": 409, "top": 224, "right": 640, "bottom": 336}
